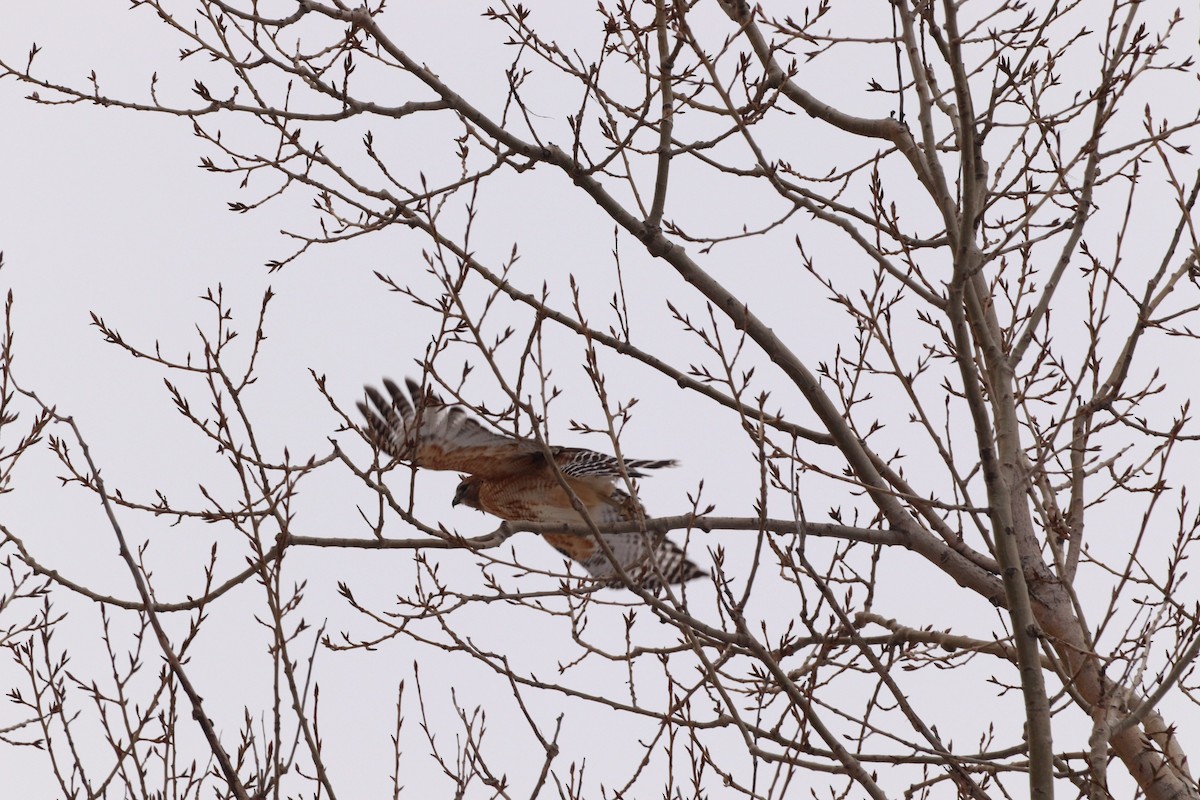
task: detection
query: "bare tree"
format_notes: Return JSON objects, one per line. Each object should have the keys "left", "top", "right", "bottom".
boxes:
{"left": 3, "top": 1, "right": 1200, "bottom": 798}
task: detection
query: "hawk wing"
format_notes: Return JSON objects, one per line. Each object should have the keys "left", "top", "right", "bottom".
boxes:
{"left": 358, "top": 378, "right": 536, "bottom": 478}
{"left": 544, "top": 531, "right": 704, "bottom": 590}
{"left": 542, "top": 489, "right": 703, "bottom": 590}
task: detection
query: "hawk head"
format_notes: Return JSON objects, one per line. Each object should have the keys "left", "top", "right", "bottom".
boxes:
{"left": 452, "top": 476, "right": 483, "bottom": 510}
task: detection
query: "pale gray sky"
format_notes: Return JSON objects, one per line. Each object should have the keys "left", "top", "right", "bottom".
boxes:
{"left": 2, "top": 2, "right": 1198, "bottom": 798}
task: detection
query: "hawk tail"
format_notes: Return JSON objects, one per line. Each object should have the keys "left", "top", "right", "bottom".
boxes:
{"left": 623, "top": 458, "right": 678, "bottom": 477}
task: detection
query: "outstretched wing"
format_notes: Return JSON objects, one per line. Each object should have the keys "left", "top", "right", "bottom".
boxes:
{"left": 544, "top": 530, "right": 704, "bottom": 591}
{"left": 542, "top": 488, "right": 703, "bottom": 591}
{"left": 358, "top": 378, "right": 535, "bottom": 478}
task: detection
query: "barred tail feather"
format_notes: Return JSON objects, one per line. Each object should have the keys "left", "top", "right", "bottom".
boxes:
{"left": 624, "top": 458, "right": 678, "bottom": 476}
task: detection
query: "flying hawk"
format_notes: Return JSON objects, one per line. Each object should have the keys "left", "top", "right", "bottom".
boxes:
{"left": 358, "top": 378, "right": 704, "bottom": 590}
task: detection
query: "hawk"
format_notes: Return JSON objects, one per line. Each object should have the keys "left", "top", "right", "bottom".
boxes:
{"left": 357, "top": 378, "right": 704, "bottom": 591}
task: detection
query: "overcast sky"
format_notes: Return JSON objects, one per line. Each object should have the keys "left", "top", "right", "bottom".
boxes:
{"left": 0, "top": 5, "right": 803, "bottom": 795}
{"left": 3, "top": 2, "right": 1199, "bottom": 798}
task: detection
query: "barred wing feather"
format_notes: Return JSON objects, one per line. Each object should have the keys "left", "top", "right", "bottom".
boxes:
{"left": 574, "top": 533, "right": 704, "bottom": 590}
{"left": 358, "top": 378, "right": 536, "bottom": 478}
